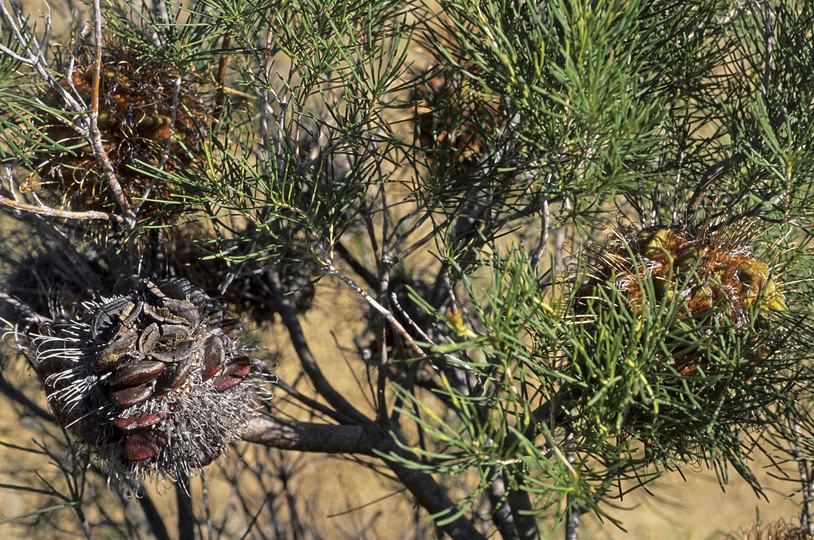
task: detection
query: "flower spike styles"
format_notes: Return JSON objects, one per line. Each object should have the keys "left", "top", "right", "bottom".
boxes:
{"left": 582, "top": 225, "right": 787, "bottom": 321}
{"left": 33, "top": 277, "right": 270, "bottom": 484}
{"left": 571, "top": 223, "right": 792, "bottom": 460}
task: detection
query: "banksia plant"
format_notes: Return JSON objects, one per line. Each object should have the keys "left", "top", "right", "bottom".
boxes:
{"left": 30, "top": 37, "right": 211, "bottom": 215}
{"left": 577, "top": 223, "right": 787, "bottom": 362}
{"left": 5, "top": 0, "right": 814, "bottom": 538}
{"left": 570, "top": 223, "right": 793, "bottom": 462}
{"left": 581, "top": 225, "right": 787, "bottom": 323}
{"left": 32, "top": 277, "right": 266, "bottom": 483}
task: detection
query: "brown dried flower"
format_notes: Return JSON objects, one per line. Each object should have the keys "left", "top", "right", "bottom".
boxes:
{"left": 412, "top": 61, "right": 501, "bottom": 177}
{"left": 30, "top": 39, "right": 211, "bottom": 216}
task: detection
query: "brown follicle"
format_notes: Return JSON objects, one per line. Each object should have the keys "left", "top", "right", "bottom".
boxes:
{"left": 120, "top": 429, "right": 169, "bottom": 462}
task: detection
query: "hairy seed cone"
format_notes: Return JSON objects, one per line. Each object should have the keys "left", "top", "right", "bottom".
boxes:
{"left": 34, "top": 277, "right": 270, "bottom": 484}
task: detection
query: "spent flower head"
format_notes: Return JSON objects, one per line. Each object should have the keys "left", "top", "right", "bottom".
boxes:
{"left": 30, "top": 36, "right": 212, "bottom": 217}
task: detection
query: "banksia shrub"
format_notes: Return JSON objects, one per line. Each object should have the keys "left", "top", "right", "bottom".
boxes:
{"left": 570, "top": 224, "right": 791, "bottom": 460}
{"left": 31, "top": 38, "right": 211, "bottom": 215}
{"left": 32, "top": 277, "right": 266, "bottom": 483}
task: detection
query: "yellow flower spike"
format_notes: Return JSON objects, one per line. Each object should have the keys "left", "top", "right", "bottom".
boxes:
{"left": 737, "top": 260, "right": 788, "bottom": 313}
{"left": 578, "top": 224, "right": 787, "bottom": 382}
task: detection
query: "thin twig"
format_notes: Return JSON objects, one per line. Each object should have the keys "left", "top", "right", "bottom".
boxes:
{"left": 88, "top": 0, "right": 133, "bottom": 221}
{"left": 672, "top": 150, "right": 685, "bottom": 226}
{"left": 275, "top": 378, "right": 349, "bottom": 424}
{"left": 748, "top": 0, "right": 773, "bottom": 96}
{"left": 334, "top": 241, "right": 379, "bottom": 291}
{"left": 214, "top": 34, "right": 232, "bottom": 119}
{"left": 134, "top": 75, "right": 183, "bottom": 215}
{"left": 530, "top": 197, "right": 550, "bottom": 273}
{"left": 685, "top": 153, "right": 746, "bottom": 222}
{"left": 0, "top": 192, "right": 123, "bottom": 222}
{"left": 397, "top": 218, "right": 448, "bottom": 261}
{"left": 324, "top": 261, "right": 425, "bottom": 359}
{"left": 794, "top": 421, "right": 814, "bottom": 535}
{"left": 0, "top": 373, "right": 55, "bottom": 423}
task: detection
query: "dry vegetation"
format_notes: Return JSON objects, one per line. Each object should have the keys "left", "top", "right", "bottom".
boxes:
{"left": 2, "top": 0, "right": 814, "bottom": 538}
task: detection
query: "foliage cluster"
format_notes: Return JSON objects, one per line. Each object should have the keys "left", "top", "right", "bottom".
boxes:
{"left": 1, "top": 0, "right": 814, "bottom": 539}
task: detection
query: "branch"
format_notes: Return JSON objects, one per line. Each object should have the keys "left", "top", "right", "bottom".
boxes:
{"left": 133, "top": 486, "right": 171, "bottom": 540}
{"left": 530, "top": 196, "right": 550, "bottom": 273}
{"left": 243, "top": 415, "right": 382, "bottom": 454}
{"left": 685, "top": 153, "right": 746, "bottom": 221}
{"left": 564, "top": 498, "right": 581, "bottom": 540}
{"left": 0, "top": 193, "right": 123, "bottom": 222}
{"left": 485, "top": 466, "right": 521, "bottom": 540}
{"left": 275, "top": 378, "right": 349, "bottom": 425}
{"left": 324, "top": 262, "right": 425, "bottom": 359}
{"left": 89, "top": 0, "right": 133, "bottom": 222}
{"left": 334, "top": 241, "right": 379, "bottom": 292}
{"left": 386, "top": 447, "right": 486, "bottom": 540}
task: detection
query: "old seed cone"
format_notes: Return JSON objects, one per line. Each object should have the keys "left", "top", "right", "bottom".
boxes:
{"left": 34, "top": 277, "right": 268, "bottom": 483}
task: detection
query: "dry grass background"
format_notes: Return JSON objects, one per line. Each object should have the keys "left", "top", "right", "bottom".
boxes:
{"left": 0, "top": 1, "right": 809, "bottom": 538}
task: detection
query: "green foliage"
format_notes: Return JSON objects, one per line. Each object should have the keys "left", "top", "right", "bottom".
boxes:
{"left": 2, "top": 0, "right": 814, "bottom": 538}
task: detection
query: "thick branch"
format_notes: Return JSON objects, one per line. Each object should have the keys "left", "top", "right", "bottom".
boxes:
{"left": 486, "top": 466, "right": 521, "bottom": 540}
{"left": 243, "top": 415, "right": 382, "bottom": 454}
{"left": 387, "top": 447, "right": 486, "bottom": 540}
